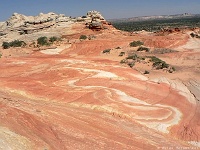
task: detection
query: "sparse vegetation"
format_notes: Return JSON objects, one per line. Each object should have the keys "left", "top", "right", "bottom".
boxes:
{"left": 126, "top": 54, "right": 139, "bottom": 60}
{"left": 112, "top": 17, "right": 200, "bottom": 32}
{"left": 148, "top": 56, "right": 169, "bottom": 69}
{"left": 2, "top": 42, "right": 10, "bottom": 49}
{"left": 2, "top": 40, "right": 26, "bottom": 49}
{"left": 0, "top": 33, "right": 6, "bottom": 36}
{"left": 137, "top": 46, "right": 150, "bottom": 52}
{"left": 102, "top": 49, "right": 111, "bottom": 54}
{"left": 190, "top": 32, "right": 200, "bottom": 38}
{"left": 190, "top": 32, "right": 195, "bottom": 38}
{"left": 120, "top": 54, "right": 175, "bottom": 73}
{"left": 115, "top": 46, "right": 121, "bottom": 49}
{"left": 119, "top": 51, "right": 125, "bottom": 56}
{"left": 37, "top": 36, "right": 49, "bottom": 46}
{"left": 37, "top": 36, "right": 61, "bottom": 46}
{"left": 9, "top": 40, "right": 26, "bottom": 47}
{"left": 79, "top": 35, "right": 87, "bottom": 40}
{"left": 144, "top": 70, "right": 150, "bottom": 74}
{"left": 152, "top": 48, "right": 178, "bottom": 54}
{"left": 120, "top": 59, "right": 127, "bottom": 64}
{"left": 129, "top": 41, "right": 143, "bottom": 47}
{"left": 128, "top": 62, "right": 135, "bottom": 68}
{"left": 49, "top": 36, "right": 61, "bottom": 43}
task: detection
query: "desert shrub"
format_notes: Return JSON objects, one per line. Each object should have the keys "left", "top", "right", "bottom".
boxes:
{"left": 153, "top": 48, "right": 177, "bottom": 54}
{"left": 2, "top": 40, "right": 26, "bottom": 49}
{"left": 37, "top": 36, "right": 49, "bottom": 46}
{"left": 119, "top": 51, "right": 125, "bottom": 56}
{"left": 148, "top": 56, "right": 169, "bottom": 69}
{"left": 116, "top": 46, "right": 121, "bottom": 49}
{"left": 9, "top": 40, "right": 26, "bottom": 47}
{"left": 140, "top": 57, "right": 146, "bottom": 60}
{"left": 49, "top": 36, "right": 59, "bottom": 43}
{"left": 144, "top": 70, "right": 150, "bottom": 74}
{"left": 82, "top": 16, "right": 87, "bottom": 18}
{"left": 148, "top": 56, "right": 160, "bottom": 62}
{"left": 190, "top": 33, "right": 195, "bottom": 38}
{"left": 128, "top": 62, "right": 135, "bottom": 68}
{"left": 129, "top": 41, "right": 143, "bottom": 47}
{"left": 137, "top": 46, "right": 150, "bottom": 52}
{"left": 2, "top": 42, "right": 10, "bottom": 49}
{"left": 120, "top": 59, "right": 127, "bottom": 64}
{"left": 126, "top": 54, "right": 138, "bottom": 60}
{"left": 0, "top": 33, "right": 6, "bottom": 36}
{"left": 103, "top": 49, "right": 111, "bottom": 53}
{"left": 79, "top": 35, "right": 87, "bottom": 40}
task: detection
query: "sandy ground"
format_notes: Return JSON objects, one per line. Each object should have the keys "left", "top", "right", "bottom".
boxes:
{"left": 40, "top": 44, "right": 71, "bottom": 55}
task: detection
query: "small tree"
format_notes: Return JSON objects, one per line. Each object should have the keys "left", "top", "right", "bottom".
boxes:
{"left": 49, "top": 36, "right": 61, "bottom": 43}
{"left": 190, "top": 33, "right": 195, "bottom": 38}
{"left": 137, "top": 47, "right": 150, "bottom": 52}
{"left": 129, "top": 41, "right": 144, "bottom": 47}
{"left": 2, "top": 42, "right": 10, "bottom": 49}
{"left": 144, "top": 70, "right": 150, "bottom": 74}
{"left": 79, "top": 35, "right": 87, "bottom": 40}
{"left": 9, "top": 40, "right": 26, "bottom": 47}
{"left": 37, "top": 36, "right": 49, "bottom": 46}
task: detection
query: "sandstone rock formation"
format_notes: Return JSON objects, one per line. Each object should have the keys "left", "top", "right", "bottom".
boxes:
{"left": 0, "top": 11, "right": 109, "bottom": 44}
{"left": 0, "top": 11, "right": 200, "bottom": 150}
{"left": 86, "top": 10, "right": 110, "bottom": 30}
{"left": 0, "top": 12, "right": 71, "bottom": 34}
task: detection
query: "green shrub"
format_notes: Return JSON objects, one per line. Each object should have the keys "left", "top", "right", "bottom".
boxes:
{"left": 129, "top": 41, "right": 144, "bottom": 47}
{"left": 116, "top": 47, "right": 121, "bottom": 49}
{"left": 49, "top": 36, "right": 59, "bottom": 43}
{"left": 148, "top": 56, "right": 169, "bottom": 69}
{"left": 172, "top": 67, "right": 176, "bottom": 71}
{"left": 144, "top": 70, "right": 150, "bottom": 74}
{"left": 119, "top": 51, "right": 125, "bottom": 56}
{"left": 103, "top": 49, "right": 111, "bottom": 53}
{"left": 190, "top": 33, "right": 195, "bottom": 38}
{"left": 2, "top": 42, "right": 10, "bottom": 49}
{"left": 2, "top": 40, "right": 26, "bottom": 49}
{"left": 9, "top": 40, "right": 26, "bottom": 47}
{"left": 37, "top": 36, "right": 49, "bottom": 46}
{"left": 137, "top": 46, "right": 150, "bottom": 52}
{"left": 153, "top": 48, "right": 177, "bottom": 54}
{"left": 126, "top": 54, "right": 138, "bottom": 60}
{"left": 128, "top": 62, "right": 135, "bottom": 68}
{"left": 120, "top": 59, "right": 127, "bottom": 64}
{"left": 79, "top": 35, "right": 87, "bottom": 40}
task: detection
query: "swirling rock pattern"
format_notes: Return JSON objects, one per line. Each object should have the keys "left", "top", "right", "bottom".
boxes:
{"left": 0, "top": 54, "right": 199, "bottom": 149}
{"left": 0, "top": 18, "right": 200, "bottom": 150}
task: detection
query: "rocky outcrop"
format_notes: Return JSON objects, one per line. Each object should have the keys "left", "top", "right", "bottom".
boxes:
{"left": 0, "top": 10, "right": 110, "bottom": 38}
{"left": 0, "top": 12, "right": 72, "bottom": 35}
{"left": 85, "top": 10, "right": 111, "bottom": 31}
{"left": 2, "top": 12, "right": 71, "bottom": 29}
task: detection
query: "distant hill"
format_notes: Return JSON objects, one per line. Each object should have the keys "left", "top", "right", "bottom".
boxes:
{"left": 108, "top": 13, "right": 200, "bottom": 22}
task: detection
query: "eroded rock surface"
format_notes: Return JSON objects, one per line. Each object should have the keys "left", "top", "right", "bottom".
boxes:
{"left": 0, "top": 11, "right": 200, "bottom": 150}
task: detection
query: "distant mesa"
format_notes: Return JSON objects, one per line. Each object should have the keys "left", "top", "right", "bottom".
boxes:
{"left": 109, "top": 13, "right": 200, "bottom": 22}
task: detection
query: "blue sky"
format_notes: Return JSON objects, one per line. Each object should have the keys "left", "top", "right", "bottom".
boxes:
{"left": 0, "top": 0, "right": 200, "bottom": 21}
